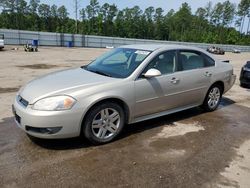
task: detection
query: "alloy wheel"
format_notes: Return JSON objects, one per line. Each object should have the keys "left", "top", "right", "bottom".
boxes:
{"left": 91, "top": 108, "right": 120, "bottom": 139}
{"left": 208, "top": 87, "right": 221, "bottom": 109}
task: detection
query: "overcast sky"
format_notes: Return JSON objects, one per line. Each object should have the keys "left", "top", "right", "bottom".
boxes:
{"left": 40, "top": 0, "right": 241, "bottom": 17}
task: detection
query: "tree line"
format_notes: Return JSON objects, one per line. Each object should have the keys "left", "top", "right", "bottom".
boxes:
{"left": 0, "top": 0, "right": 250, "bottom": 45}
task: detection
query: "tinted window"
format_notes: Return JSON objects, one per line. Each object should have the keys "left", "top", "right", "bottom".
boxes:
{"left": 142, "top": 50, "right": 177, "bottom": 75}
{"left": 179, "top": 51, "right": 205, "bottom": 71}
{"left": 203, "top": 54, "right": 215, "bottom": 67}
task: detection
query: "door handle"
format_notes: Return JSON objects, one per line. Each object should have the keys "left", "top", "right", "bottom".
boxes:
{"left": 170, "top": 77, "right": 180, "bottom": 84}
{"left": 205, "top": 72, "right": 212, "bottom": 77}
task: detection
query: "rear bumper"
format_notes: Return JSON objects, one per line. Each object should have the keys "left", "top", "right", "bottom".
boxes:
{"left": 224, "top": 74, "right": 236, "bottom": 93}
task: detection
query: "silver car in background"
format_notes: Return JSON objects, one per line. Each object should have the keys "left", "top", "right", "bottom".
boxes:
{"left": 13, "top": 45, "right": 236, "bottom": 144}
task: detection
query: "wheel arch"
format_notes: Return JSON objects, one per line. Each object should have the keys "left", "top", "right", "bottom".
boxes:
{"left": 202, "top": 80, "right": 225, "bottom": 105}
{"left": 210, "top": 81, "right": 225, "bottom": 94}
{"left": 80, "top": 97, "right": 130, "bottom": 133}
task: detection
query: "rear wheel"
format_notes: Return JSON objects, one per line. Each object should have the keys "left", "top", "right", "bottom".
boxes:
{"left": 202, "top": 85, "right": 222, "bottom": 112}
{"left": 83, "top": 102, "right": 125, "bottom": 145}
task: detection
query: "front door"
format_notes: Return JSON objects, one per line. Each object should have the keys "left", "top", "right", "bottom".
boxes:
{"left": 134, "top": 50, "right": 182, "bottom": 117}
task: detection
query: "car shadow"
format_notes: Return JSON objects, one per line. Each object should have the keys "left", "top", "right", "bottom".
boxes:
{"left": 31, "top": 97, "right": 236, "bottom": 150}
{"left": 219, "top": 97, "right": 236, "bottom": 109}
{"left": 28, "top": 135, "right": 91, "bottom": 150}
{"left": 120, "top": 96, "right": 234, "bottom": 139}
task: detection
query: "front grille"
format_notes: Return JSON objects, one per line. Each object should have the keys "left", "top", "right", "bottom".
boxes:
{"left": 17, "top": 95, "right": 29, "bottom": 107}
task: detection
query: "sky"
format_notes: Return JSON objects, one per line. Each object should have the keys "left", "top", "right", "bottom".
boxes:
{"left": 40, "top": 0, "right": 242, "bottom": 18}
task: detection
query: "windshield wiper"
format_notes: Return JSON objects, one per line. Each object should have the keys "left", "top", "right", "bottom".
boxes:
{"left": 93, "top": 70, "right": 112, "bottom": 77}
{"left": 82, "top": 66, "right": 113, "bottom": 77}
{"left": 84, "top": 68, "right": 112, "bottom": 78}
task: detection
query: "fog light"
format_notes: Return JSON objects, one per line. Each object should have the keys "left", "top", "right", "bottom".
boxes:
{"left": 26, "top": 126, "right": 62, "bottom": 134}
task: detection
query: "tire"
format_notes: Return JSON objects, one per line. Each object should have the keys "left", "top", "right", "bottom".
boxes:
{"left": 82, "top": 102, "right": 125, "bottom": 145}
{"left": 202, "top": 84, "right": 222, "bottom": 112}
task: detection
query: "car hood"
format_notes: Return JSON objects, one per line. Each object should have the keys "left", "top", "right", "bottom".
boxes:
{"left": 19, "top": 68, "right": 118, "bottom": 104}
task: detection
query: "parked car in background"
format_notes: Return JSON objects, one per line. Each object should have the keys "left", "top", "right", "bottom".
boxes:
{"left": 240, "top": 61, "right": 250, "bottom": 88}
{"left": 207, "top": 46, "right": 225, "bottom": 55}
{"left": 0, "top": 34, "right": 4, "bottom": 50}
{"left": 232, "top": 48, "right": 241, "bottom": 53}
{"left": 12, "top": 45, "right": 236, "bottom": 144}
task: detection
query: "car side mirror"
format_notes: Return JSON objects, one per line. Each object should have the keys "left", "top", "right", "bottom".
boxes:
{"left": 144, "top": 68, "right": 162, "bottom": 78}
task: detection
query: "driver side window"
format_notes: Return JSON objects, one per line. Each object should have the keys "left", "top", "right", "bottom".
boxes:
{"left": 142, "top": 50, "right": 177, "bottom": 76}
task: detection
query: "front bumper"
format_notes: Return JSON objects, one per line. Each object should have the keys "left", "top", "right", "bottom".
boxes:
{"left": 12, "top": 97, "right": 84, "bottom": 139}
{"left": 240, "top": 71, "right": 250, "bottom": 85}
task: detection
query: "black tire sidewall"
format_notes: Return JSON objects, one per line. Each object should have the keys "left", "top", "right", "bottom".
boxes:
{"left": 83, "top": 102, "right": 125, "bottom": 145}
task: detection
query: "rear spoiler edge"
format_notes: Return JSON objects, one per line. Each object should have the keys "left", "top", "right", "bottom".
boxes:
{"left": 222, "top": 60, "right": 230, "bottom": 63}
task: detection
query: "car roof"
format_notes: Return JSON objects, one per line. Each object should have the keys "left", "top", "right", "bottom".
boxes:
{"left": 120, "top": 44, "right": 206, "bottom": 52}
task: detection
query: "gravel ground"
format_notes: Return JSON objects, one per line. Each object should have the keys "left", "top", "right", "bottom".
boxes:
{"left": 0, "top": 46, "right": 249, "bottom": 188}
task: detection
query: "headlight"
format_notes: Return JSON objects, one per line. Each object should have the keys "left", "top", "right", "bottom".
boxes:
{"left": 32, "top": 96, "right": 76, "bottom": 111}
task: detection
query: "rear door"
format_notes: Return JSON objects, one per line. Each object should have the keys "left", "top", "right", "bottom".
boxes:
{"left": 173, "top": 50, "right": 215, "bottom": 106}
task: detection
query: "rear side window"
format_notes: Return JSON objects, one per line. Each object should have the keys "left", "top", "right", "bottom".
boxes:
{"left": 179, "top": 51, "right": 205, "bottom": 71}
{"left": 203, "top": 54, "right": 215, "bottom": 67}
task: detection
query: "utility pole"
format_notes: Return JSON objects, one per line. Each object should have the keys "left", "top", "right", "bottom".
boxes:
{"left": 75, "top": 0, "right": 79, "bottom": 34}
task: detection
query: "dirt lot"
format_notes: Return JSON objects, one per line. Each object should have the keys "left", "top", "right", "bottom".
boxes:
{"left": 0, "top": 46, "right": 250, "bottom": 188}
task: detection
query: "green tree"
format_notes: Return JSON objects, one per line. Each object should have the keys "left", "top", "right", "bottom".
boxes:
{"left": 57, "top": 5, "right": 68, "bottom": 33}
{"left": 38, "top": 3, "right": 51, "bottom": 31}
{"left": 221, "top": 1, "right": 235, "bottom": 27}
{"left": 144, "top": 6, "right": 155, "bottom": 39}
{"left": 238, "top": 0, "right": 250, "bottom": 33}
{"left": 211, "top": 2, "right": 224, "bottom": 26}
{"left": 154, "top": 7, "right": 164, "bottom": 39}
{"left": 172, "top": 3, "right": 192, "bottom": 41}
{"left": 85, "top": 0, "right": 100, "bottom": 34}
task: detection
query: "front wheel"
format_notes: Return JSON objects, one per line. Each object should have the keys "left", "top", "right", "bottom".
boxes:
{"left": 83, "top": 102, "right": 125, "bottom": 145}
{"left": 202, "top": 85, "right": 222, "bottom": 112}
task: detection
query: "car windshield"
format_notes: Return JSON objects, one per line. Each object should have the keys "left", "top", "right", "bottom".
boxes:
{"left": 84, "top": 48, "right": 151, "bottom": 78}
{"left": 0, "top": 34, "right": 4, "bottom": 39}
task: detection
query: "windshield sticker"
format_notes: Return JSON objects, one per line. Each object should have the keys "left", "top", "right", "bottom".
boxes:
{"left": 135, "top": 50, "right": 150, "bottom": 55}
